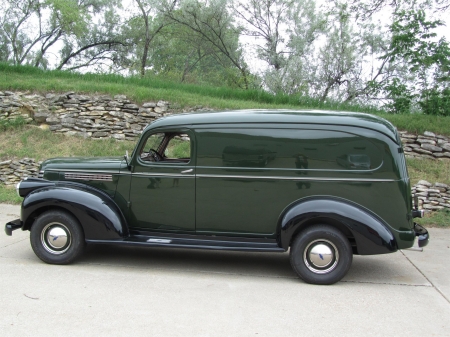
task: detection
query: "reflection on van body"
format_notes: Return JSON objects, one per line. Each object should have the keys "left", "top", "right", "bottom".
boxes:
{"left": 336, "top": 154, "right": 371, "bottom": 170}
{"left": 222, "top": 146, "right": 276, "bottom": 167}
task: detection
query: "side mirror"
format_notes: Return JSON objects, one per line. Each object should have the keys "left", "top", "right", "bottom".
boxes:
{"left": 124, "top": 150, "right": 131, "bottom": 169}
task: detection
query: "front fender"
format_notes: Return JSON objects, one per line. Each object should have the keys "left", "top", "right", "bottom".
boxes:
{"left": 22, "top": 184, "right": 128, "bottom": 240}
{"left": 278, "top": 196, "right": 398, "bottom": 255}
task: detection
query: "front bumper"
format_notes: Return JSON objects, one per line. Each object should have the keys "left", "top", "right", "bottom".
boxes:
{"left": 4, "top": 219, "right": 22, "bottom": 236}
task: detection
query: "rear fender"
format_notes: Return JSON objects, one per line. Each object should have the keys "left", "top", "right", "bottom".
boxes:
{"left": 278, "top": 196, "right": 397, "bottom": 255}
{"left": 22, "top": 184, "right": 128, "bottom": 240}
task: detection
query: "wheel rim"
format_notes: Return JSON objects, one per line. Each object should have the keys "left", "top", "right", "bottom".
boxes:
{"left": 303, "top": 239, "right": 339, "bottom": 274}
{"left": 41, "top": 222, "right": 71, "bottom": 255}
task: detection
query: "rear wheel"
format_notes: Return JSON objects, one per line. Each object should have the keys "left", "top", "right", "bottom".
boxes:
{"left": 290, "top": 225, "right": 352, "bottom": 285}
{"left": 30, "top": 210, "right": 85, "bottom": 264}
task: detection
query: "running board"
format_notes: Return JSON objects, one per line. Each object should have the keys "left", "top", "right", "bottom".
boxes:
{"left": 86, "top": 235, "right": 286, "bottom": 252}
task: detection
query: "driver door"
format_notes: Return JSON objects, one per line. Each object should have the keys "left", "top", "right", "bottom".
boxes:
{"left": 129, "top": 129, "right": 195, "bottom": 232}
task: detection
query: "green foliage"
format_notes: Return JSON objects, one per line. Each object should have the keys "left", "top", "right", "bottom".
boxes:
{"left": 166, "top": 139, "right": 190, "bottom": 158}
{"left": 382, "top": 9, "right": 450, "bottom": 115}
{"left": 384, "top": 78, "right": 413, "bottom": 114}
{"left": 0, "top": 125, "right": 134, "bottom": 161}
{"left": 0, "top": 185, "right": 22, "bottom": 204}
{"left": 0, "top": 62, "right": 384, "bottom": 112}
{"left": 171, "top": 0, "right": 250, "bottom": 89}
{"left": 419, "top": 87, "right": 450, "bottom": 116}
{"left": 46, "top": 0, "right": 90, "bottom": 37}
{"left": 0, "top": 117, "right": 27, "bottom": 131}
{"left": 407, "top": 158, "right": 450, "bottom": 186}
{"left": 415, "top": 209, "right": 450, "bottom": 228}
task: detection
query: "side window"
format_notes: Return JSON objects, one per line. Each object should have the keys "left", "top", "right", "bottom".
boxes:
{"left": 196, "top": 128, "right": 383, "bottom": 170}
{"left": 140, "top": 132, "right": 191, "bottom": 163}
{"left": 165, "top": 134, "right": 191, "bottom": 159}
{"left": 140, "top": 133, "right": 165, "bottom": 160}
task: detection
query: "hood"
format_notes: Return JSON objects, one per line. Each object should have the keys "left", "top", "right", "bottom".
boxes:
{"left": 40, "top": 156, "right": 126, "bottom": 172}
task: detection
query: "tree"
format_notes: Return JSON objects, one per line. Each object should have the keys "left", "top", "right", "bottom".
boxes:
{"left": 0, "top": 0, "right": 126, "bottom": 71}
{"left": 122, "top": 0, "right": 178, "bottom": 77}
{"left": 56, "top": 1, "right": 127, "bottom": 71}
{"left": 233, "top": 0, "right": 325, "bottom": 94}
{"left": 149, "top": 22, "right": 237, "bottom": 85}
{"left": 233, "top": 0, "right": 293, "bottom": 71}
{"left": 0, "top": 0, "right": 47, "bottom": 65}
{"left": 381, "top": 9, "right": 450, "bottom": 114}
{"left": 168, "top": 0, "right": 250, "bottom": 89}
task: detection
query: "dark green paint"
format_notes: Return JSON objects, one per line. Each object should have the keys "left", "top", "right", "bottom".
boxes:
{"left": 38, "top": 110, "right": 414, "bottom": 250}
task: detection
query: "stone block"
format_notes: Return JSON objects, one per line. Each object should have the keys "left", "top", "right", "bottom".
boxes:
{"left": 46, "top": 116, "right": 60, "bottom": 125}
{"left": 108, "top": 101, "right": 123, "bottom": 107}
{"left": 413, "top": 148, "right": 433, "bottom": 155}
{"left": 124, "top": 104, "right": 139, "bottom": 110}
{"left": 434, "top": 182, "right": 449, "bottom": 189}
{"left": 422, "top": 204, "right": 444, "bottom": 210}
{"left": 70, "top": 95, "right": 90, "bottom": 101}
{"left": 154, "top": 106, "right": 167, "bottom": 113}
{"left": 112, "top": 133, "right": 126, "bottom": 140}
{"left": 34, "top": 111, "right": 49, "bottom": 123}
{"left": 421, "top": 144, "right": 442, "bottom": 152}
{"left": 87, "top": 106, "right": 105, "bottom": 111}
{"left": 49, "top": 124, "right": 62, "bottom": 131}
{"left": 417, "top": 180, "right": 432, "bottom": 187}
{"left": 417, "top": 138, "right": 436, "bottom": 145}
{"left": 92, "top": 131, "right": 109, "bottom": 138}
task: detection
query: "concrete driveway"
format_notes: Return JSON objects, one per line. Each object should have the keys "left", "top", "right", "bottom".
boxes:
{"left": 1, "top": 204, "right": 449, "bottom": 336}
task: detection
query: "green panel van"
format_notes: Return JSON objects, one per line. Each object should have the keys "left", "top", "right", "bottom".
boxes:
{"left": 5, "top": 110, "right": 429, "bottom": 284}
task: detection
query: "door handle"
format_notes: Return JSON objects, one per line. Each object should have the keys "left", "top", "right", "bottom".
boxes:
{"left": 181, "top": 169, "right": 193, "bottom": 174}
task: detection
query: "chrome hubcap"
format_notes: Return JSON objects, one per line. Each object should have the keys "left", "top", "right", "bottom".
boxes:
{"left": 41, "top": 223, "right": 71, "bottom": 255}
{"left": 304, "top": 239, "right": 339, "bottom": 274}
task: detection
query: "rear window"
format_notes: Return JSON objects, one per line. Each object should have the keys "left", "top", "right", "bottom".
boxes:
{"left": 196, "top": 128, "right": 383, "bottom": 170}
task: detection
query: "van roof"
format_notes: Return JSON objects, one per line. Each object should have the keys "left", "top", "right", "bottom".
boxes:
{"left": 146, "top": 110, "right": 399, "bottom": 142}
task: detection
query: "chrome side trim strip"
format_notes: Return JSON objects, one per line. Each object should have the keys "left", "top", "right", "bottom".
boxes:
{"left": 131, "top": 172, "right": 193, "bottom": 178}
{"left": 65, "top": 173, "right": 113, "bottom": 182}
{"left": 196, "top": 174, "right": 396, "bottom": 183}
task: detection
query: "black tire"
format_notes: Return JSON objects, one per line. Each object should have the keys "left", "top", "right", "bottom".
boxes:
{"left": 290, "top": 225, "right": 352, "bottom": 285}
{"left": 30, "top": 210, "right": 85, "bottom": 264}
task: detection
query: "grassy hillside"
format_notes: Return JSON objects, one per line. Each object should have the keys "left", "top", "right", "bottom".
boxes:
{"left": 1, "top": 63, "right": 449, "bottom": 135}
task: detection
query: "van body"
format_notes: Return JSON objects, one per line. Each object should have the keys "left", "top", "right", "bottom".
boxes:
{"left": 5, "top": 110, "right": 429, "bottom": 284}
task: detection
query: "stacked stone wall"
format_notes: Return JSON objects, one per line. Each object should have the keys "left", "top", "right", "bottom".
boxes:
{"left": 412, "top": 181, "right": 450, "bottom": 211}
{"left": 0, "top": 90, "right": 173, "bottom": 140}
{"left": 400, "top": 131, "right": 450, "bottom": 160}
{"left": 0, "top": 158, "right": 41, "bottom": 186}
{"left": 1, "top": 90, "right": 450, "bottom": 213}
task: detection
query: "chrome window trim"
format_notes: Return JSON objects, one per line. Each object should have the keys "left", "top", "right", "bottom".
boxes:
{"left": 196, "top": 174, "right": 396, "bottom": 183}
{"left": 195, "top": 165, "right": 382, "bottom": 173}
{"left": 131, "top": 172, "right": 193, "bottom": 178}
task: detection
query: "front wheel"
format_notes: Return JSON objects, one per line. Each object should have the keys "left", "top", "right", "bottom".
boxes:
{"left": 30, "top": 210, "right": 85, "bottom": 264}
{"left": 290, "top": 225, "right": 352, "bottom": 285}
